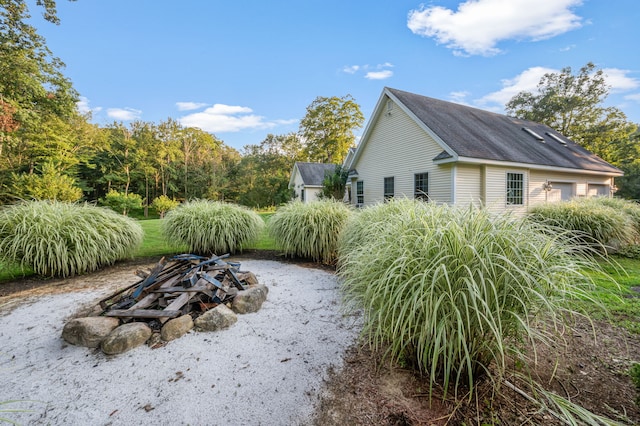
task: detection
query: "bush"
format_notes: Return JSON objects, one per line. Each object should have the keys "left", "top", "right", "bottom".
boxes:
{"left": 100, "top": 190, "right": 143, "bottom": 216}
{"left": 268, "top": 200, "right": 353, "bottom": 264}
{"left": 151, "top": 195, "right": 179, "bottom": 219}
{"left": 339, "top": 200, "right": 599, "bottom": 399}
{"left": 0, "top": 200, "right": 143, "bottom": 277}
{"left": 9, "top": 162, "right": 83, "bottom": 202}
{"left": 528, "top": 197, "right": 634, "bottom": 251}
{"left": 162, "top": 200, "right": 263, "bottom": 255}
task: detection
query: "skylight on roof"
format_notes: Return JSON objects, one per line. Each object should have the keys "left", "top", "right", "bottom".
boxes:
{"left": 545, "top": 132, "right": 567, "bottom": 145}
{"left": 522, "top": 127, "right": 544, "bottom": 142}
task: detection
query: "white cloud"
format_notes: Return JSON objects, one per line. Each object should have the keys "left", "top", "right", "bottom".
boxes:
{"left": 344, "top": 62, "right": 394, "bottom": 80}
{"left": 179, "top": 103, "right": 289, "bottom": 133}
{"left": 107, "top": 107, "right": 142, "bottom": 121}
{"left": 602, "top": 68, "right": 640, "bottom": 92}
{"left": 407, "top": 0, "right": 584, "bottom": 56}
{"left": 365, "top": 70, "right": 394, "bottom": 80}
{"left": 343, "top": 65, "right": 360, "bottom": 74}
{"left": 625, "top": 93, "right": 640, "bottom": 102}
{"left": 478, "top": 66, "right": 557, "bottom": 106}
{"left": 76, "top": 96, "right": 102, "bottom": 115}
{"left": 176, "top": 101, "right": 208, "bottom": 111}
{"left": 448, "top": 91, "right": 471, "bottom": 105}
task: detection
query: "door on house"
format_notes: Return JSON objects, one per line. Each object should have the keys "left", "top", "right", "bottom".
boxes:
{"left": 548, "top": 182, "right": 575, "bottom": 202}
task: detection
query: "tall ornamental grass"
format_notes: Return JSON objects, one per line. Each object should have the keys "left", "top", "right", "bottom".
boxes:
{"left": 0, "top": 200, "right": 143, "bottom": 277}
{"left": 268, "top": 200, "right": 353, "bottom": 264}
{"left": 529, "top": 197, "right": 635, "bottom": 251}
{"left": 338, "top": 200, "right": 599, "bottom": 399}
{"left": 162, "top": 200, "right": 263, "bottom": 255}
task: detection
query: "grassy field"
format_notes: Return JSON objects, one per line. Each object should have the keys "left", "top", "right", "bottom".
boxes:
{"left": 0, "top": 213, "right": 277, "bottom": 283}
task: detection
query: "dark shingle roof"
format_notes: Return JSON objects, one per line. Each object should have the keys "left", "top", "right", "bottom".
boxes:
{"left": 295, "top": 162, "right": 337, "bottom": 186}
{"left": 387, "top": 88, "right": 621, "bottom": 174}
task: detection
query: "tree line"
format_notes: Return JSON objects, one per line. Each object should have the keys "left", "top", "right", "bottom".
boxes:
{"left": 1, "top": 1, "right": 639, "bottom": 213}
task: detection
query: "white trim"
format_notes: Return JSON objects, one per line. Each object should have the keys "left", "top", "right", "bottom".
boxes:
{"left": 451, "top": 165, "right": 457, "bottom": 204}
{"left": 437, "top": 156, "right": 623, "bottom": 177}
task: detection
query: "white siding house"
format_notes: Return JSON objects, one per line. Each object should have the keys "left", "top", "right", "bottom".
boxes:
{"left": 348, "top": 88, "right": 622, "bottom": 213}
{"left": 288, "top": 162, "right": 337, "bottom": 203}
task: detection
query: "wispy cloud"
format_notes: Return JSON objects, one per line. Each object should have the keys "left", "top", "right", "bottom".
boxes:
{"left": 176, "top": 102, "right": 208, "bottom": 111}
{"left": 107, "top": 107, "right": 142, "bottom": 121}
{"left": 178, "top": 103, "right": 294, "bottom": 133}
{"left": 602, "top": 68, "right": 640, "bottom": 92}
{"left": 76, "top": 96, "right": 102, "bottom": 115}
{"left": 407, "top": 0, "right": 584, "bottom": 56}
{"left": 342, "top": 65, "right": 360, "bottom": 74}
{"left": 625, "top": 93, "right": 640, "bottom": 102}
{"left": 343, "top": 62, "right": 394, "bottom": 80}
{"left": 366, "top": 70, "right": 393, "bottom": 80}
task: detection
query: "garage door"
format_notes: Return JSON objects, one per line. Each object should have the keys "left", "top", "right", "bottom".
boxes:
{"left": 548, "top": 182, "right": 575, "bottom": 202}
{"left": 588, "top": 184, "right": 609, "bottom": 197}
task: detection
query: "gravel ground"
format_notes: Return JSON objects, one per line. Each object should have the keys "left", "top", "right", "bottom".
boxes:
{"left": 0, "top": 259, "right": 360, "bottom": 426}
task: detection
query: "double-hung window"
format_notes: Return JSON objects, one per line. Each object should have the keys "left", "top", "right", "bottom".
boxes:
{"left": 506, "top": 172, "right": 524, "bottom": 205}
{"left": 356, "top": 181, "right": 364, "bottom": 206}
{"left": 414, "top": 173, "right": 428, "bottom": 201}
{"left": 383, "top": 177, "right": 394, "bottom": 201}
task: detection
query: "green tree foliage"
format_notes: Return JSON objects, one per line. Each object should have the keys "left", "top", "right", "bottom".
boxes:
{"left": 0, "top": 0, "right": 79, "bottom": 165}
{"left": 299, "top": 95, "right": 364, "bottom": 164}
{"left": 232, "top": 133, "right": 303, "bottom": 208}
{"left": 101, "top": 190, "right": 142, "bottom": 216}
{"left": 319, "top": 165, "right": 348, "bottom": 200}
{"left": 9, "top": 161, "right": 82, "bottom": 201}
{"left": 151, "top": 195, "right": 179, "bottom": 219}
{"left": 505, "top": 62, "right": 639, "bottom": 198}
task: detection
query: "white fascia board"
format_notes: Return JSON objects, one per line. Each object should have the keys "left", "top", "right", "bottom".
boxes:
{"left": 439, "top": 156, "right": 624, "bottom": 177}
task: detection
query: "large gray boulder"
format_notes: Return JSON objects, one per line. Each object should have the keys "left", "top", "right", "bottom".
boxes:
{"left": 194, "top": 304, "right": 237, "bottom": 331}
{"left": 101, "top": 322, "right": 152, "bottom": 355}
{"left": 161, "top": 314, "right": 194, "bottom": 341}
{"left": 231, "top": 284, "right": 268, "bottom": 314}
{"left": 62, "top": 317, "right": 120, "bottom": 348}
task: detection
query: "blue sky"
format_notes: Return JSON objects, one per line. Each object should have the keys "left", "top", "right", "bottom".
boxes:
{"left": 31, "top": 0, "right": 640, "bottom": 152}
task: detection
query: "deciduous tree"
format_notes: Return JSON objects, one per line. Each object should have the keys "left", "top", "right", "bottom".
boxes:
{"left": 299, "top": 95, "right": 363, "bottom": 164}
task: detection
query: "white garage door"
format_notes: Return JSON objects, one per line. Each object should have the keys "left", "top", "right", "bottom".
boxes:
{"left": 548, "top": 182, "right": 575, "bottom": 202}
{"left": 588, "top": 184, "right": 609, "bottom": 197}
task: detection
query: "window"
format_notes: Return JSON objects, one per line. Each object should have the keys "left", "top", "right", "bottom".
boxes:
{"left": 356, "top": 181, "right": 364, "bottom": 205}
{"left": 301, "top": 189, "right": 305, "bottom": 202}
{"left": 384, "top": 177, "right": 394, "bottom": 201}
{"left": 506, "top": 172, "right": 524, "bottom": 205}
{"left": 414, "top": 173, "right": 428, "bottom": 201}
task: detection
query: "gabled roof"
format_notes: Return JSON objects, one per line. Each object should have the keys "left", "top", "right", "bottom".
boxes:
{"left": 352, "top": 87, "right": 622, "bottom": 176}
{"left": 291, "top": 162, "right": 337, "bottom": 187}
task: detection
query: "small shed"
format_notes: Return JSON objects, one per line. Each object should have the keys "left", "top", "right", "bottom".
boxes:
{"left": 289, "top": 162, "right": 337, "bottom": 203}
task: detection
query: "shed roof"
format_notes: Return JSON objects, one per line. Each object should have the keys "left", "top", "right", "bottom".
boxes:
{"left": 384, "top": 88, "right": 621, "bottom": 175}
{"left": 294, "top": 162, "right": 337, "bottom": 186}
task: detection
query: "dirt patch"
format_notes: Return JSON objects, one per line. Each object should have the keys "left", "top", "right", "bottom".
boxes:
{"left": 313, "top": 318, "right": 640, "bottom": 425}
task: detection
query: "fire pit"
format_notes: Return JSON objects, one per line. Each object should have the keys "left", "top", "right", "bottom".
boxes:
{"left": 61, "top": 254, "right": 268, "bottom": 354}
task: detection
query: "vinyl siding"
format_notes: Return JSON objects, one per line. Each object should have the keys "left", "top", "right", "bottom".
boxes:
{"left": 529, "top": 170, "right": 613, "bottom": 207}
{"left": 352, "top": 97, "right": 452, "bottom": 206}
{"left": 290, "top": 167, "right": 306, "bottom": 201}
{"left": 484, "top": 165, "right": 529, "bottom": 216}
{"left": 454, "top": 164, "right": 482, "bottom": 207}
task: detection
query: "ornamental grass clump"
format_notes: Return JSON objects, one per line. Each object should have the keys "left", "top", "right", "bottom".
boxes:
{"left": 529, "top": 197, "right": 634, "bottom": 251}
{"left": 162, "top": 200, "right": 263, "bottom": 255}
{"left": 339, "top": 200, "right": 600, "bottom": 400}
{"left": 268, "top": 200, "right": 353, "bottom": 264}
{"left": 0, "top": 200, "right": 143, "bottom": 277}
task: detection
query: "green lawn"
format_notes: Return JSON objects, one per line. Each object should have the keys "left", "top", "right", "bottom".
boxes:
{"left": 0, "top": 213, "right": 277, "bottom": 283}
{"left": 583, "top": 256, "right": 640, "bottom": 334}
